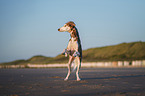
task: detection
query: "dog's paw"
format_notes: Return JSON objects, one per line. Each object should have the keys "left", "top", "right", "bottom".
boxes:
{"left": 73, "top": 51, "right": 80, "bottom": 57}
{"left": 61, "top": 49, "right": 66, "bottom": 55}
{"left": 64, "top": 78, "right": 68, "bottom": 81}
{"left": 77, "top": 78, "right": 81, "bottom": 81}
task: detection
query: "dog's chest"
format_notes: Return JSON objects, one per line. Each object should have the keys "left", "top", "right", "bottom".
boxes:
{"left": 71, "top": 37, "right": 75, "bottom": 43}
{"left": 68, "top": 37, "right": 78, "bottom": 50}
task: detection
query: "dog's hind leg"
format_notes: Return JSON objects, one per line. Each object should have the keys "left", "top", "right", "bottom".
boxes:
{"left": 76, "top": 57, "right": 81, "bottom": 81}
{"left": 64, "top": 56, "right": 75, "bottom": 81}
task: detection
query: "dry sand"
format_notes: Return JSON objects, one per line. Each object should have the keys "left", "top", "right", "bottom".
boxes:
{"left": 0, "top": 68, "right": 145, "bottom": 96}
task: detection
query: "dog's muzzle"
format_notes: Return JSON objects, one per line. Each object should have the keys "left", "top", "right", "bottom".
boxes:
{"left": 58, "top": 28, "right": 60, "bottom": 31}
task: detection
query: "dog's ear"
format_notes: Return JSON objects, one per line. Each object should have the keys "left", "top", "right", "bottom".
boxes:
{"left": 66, "top": 21, "right": 76, "bottom": 27}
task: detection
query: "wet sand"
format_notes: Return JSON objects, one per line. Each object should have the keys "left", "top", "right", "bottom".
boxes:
{"left": 0, "top": 68, "right": 145, "bottom": 96}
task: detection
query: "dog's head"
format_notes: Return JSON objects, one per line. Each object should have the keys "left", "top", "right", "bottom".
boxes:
{"left": 58, "top": 21, "right": 76, "bottom": 33}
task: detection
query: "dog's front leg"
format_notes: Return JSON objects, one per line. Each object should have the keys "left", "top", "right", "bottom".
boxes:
{"left": 64, "top": 56, "right": 75, "bottom": 81}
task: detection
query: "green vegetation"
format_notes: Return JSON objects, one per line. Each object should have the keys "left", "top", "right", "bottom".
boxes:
{"left": 1, "top": 41, "right": 145, "bottom": 65}
{"left": 83, "top": 41, "right": 145, "bottom": 62}
{"left": 27, "top": 55, "right": 69, "bottom": 64}
{"left": 0, "top": 60, "right": 27, "bottom": 65}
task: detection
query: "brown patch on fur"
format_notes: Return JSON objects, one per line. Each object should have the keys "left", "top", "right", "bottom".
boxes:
{"left": 66, "top": 21, "right": 76, "bottom": 28}
{"left": 70, "top": 28, "right": 78, "bottom": 42}
{"left": 71, "top": 28, "right": 77, "bottom": 38}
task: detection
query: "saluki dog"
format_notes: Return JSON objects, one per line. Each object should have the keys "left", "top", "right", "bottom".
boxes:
{"left": 58, "top": 21, "right": 82, "bottom": 81}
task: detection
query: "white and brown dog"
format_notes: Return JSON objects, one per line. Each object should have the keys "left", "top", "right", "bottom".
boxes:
{"left": 58, "top": 21, "right": 82, "bottom": 81}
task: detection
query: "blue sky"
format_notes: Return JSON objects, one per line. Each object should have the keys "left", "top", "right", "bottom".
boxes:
{"left": 0, "top": 0, "right": 145, "bottom": 63}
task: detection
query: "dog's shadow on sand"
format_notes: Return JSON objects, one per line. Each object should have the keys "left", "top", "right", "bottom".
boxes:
{"left": 81, "top": 74, "right": 145, "bottom": 80}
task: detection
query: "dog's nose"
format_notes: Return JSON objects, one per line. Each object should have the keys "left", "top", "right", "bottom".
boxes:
{"left": 58, "top": 28, "right": 60, "bottom": 31}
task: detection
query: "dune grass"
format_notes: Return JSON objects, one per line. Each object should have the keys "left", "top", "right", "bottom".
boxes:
{"left": 1, "top": 41, "right": 145, "bottom": 65}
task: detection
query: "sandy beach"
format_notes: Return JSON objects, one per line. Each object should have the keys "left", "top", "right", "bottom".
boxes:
{"left": 0, "top": 68, "right": 145, "bottom": 96}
